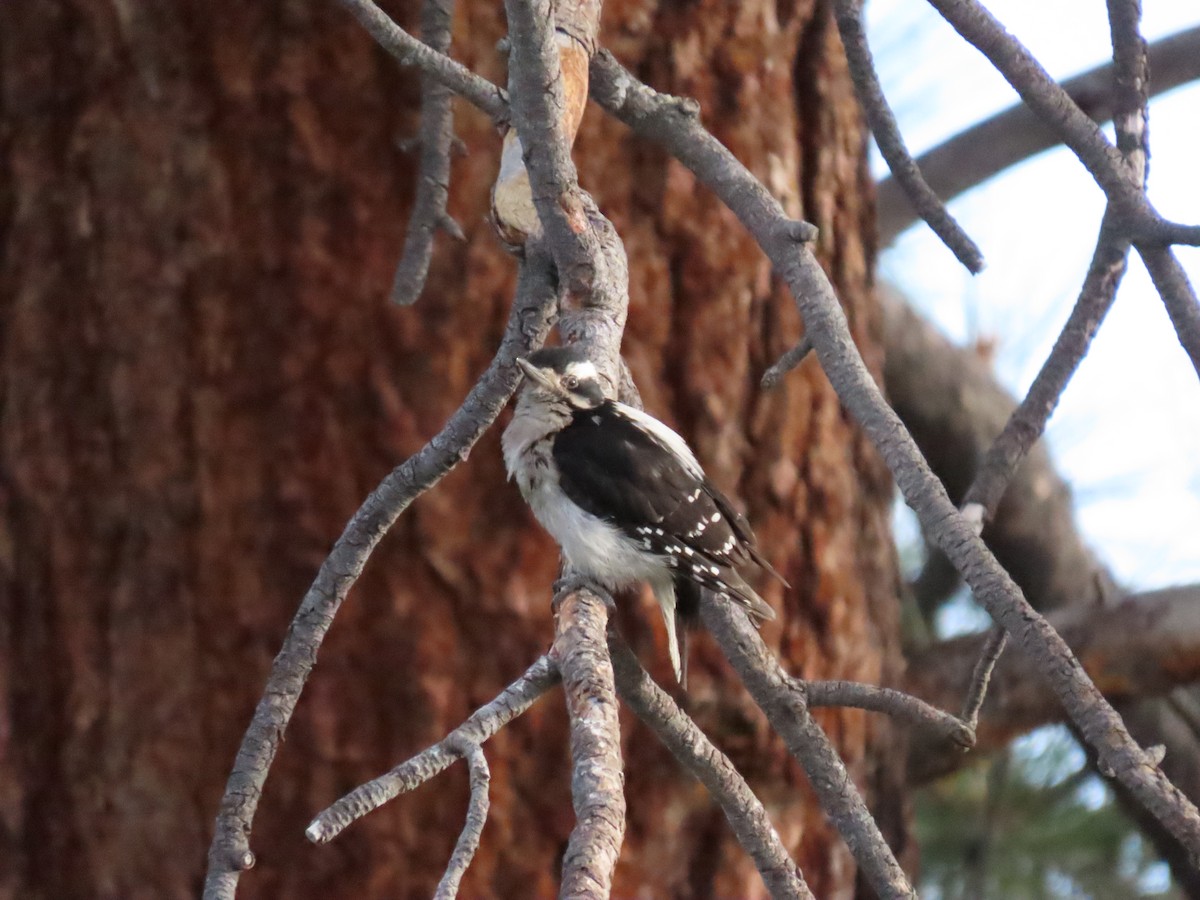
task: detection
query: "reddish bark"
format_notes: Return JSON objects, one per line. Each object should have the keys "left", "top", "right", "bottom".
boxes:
{"left": 0, "top": 0, "right": 901, "bottom": 897}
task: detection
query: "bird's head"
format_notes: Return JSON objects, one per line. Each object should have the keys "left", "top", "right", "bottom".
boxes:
{"left": 516, "top": 345, "right": 607, "bottom": 411}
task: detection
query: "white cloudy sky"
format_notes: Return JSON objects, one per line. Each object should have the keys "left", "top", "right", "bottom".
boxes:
{"left": 866, "top": 0, "right": 1200, "bottom": 591}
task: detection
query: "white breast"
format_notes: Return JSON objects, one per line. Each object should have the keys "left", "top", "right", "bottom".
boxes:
{"left": 506, "top": 430, "right": 667, "bottom": 590}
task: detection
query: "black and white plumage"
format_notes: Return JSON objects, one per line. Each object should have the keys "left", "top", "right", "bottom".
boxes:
{"left": 502, "top": 344, "right": 783, "bottom": 685}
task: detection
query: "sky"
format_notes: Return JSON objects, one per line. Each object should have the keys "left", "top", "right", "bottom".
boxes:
{"left": 866, "top": 0, "right": 1200, "bottom": 592}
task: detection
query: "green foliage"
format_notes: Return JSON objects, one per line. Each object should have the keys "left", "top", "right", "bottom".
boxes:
{"left": 916, "top": 727, "right": 1179, "bottom": 899}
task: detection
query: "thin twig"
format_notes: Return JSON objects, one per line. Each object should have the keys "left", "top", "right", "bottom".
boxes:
{"left": 391, "top": 0, "right": 461, "bottom": 306}
{"left": 876, "top": 25, "right": 1200, "bottom": 243}
{"left": 336, "top": 0, "right": 508, "bottom": 123}
{"left": 553, "top": 587, "right": 625, "bottom": 900}
{"left": 590, "top": 50, "right": 1200, "bottom": 860}
{"left": 761, "top": 335, "right": 813, "bottom": 389}
{"left": 700, "top": 598, "right": 916, "bottom": 899}
{"left": 921, "top": 0, "right": 1131, "bottom": 206}
{"left": 202, "top": 255, "right": 557, "bottom": 900}
{"left": 962, "top": 215, "right": 1130, "bottom": 516}
{"left": 1138, "top": 244, "right": 1200, "bottom": 383}
{"left": 922, "top": 0, "right": 1200, "bottom": 388}
{"left": 607, "top": 627, "right": 813, "bottom": 900}
{"left": 959, "top": 628, "right": 1008, "bottom": 731}
{"left": 433, "top": 737, "right": 492, "bottom": 900}
{"left": 831, "top": 0, "right": 983, "bottom": 273}
{"left": 805, "top": 679, "right": 974, "bottom": 749}
{"left": 306, "top": 655, "right": 560, "bottom": 843}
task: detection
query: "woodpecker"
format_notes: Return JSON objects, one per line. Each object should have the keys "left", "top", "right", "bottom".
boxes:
{"left": 502, "top": 344, "right": 783, "bottom": 685}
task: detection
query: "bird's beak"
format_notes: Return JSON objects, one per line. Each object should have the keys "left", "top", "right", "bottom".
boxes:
{"left": 516, "top": 357, "right": 556, "bottom": 390}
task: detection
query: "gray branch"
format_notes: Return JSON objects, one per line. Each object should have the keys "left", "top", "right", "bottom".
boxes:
{"left": 607, "top": 627, "right": 814, "bottom": 900}
{"left": 921, "top": 0, "right": 1200, "bottom": 386}
{"left": 391, "top": 0, "right": 462, "bottom": 306}
{"left": 962, "top": 215, "right": 1130, "bottom": 517}
{"left": 700, "top": 599, "right": 916, "bottom": 899}
{"left": 761, "top": 335, "right": 813, "bottom": 390}
{"left": 202, "top": 254, "right": 557, "bottom": 899}
{"left": 876, "top": 24, "right": 1200, "bottom": 243}
{"left": 590, "top": 48, "right": 1200, "bottom": 862}
{"left": 306, "top": 655, "right": 560, "bottom": 843}
{"left": 805, "top": 679, "right": 974, "bottom": 749}
{"left": 553, "top": 587, "right": 626, "bottom": 900}
{"left": 335, "top": 0, "right": 509, "bottom": 123}
{"left": 434, "top": 737, "right": 492, "bottom": 900}
{"left": 832, "top": 0, "right": 983, "bottom": 272}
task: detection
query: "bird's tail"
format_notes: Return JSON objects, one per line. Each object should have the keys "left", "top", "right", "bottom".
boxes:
{"left": 718, "top": 566, "right": 776, "bottom": 623}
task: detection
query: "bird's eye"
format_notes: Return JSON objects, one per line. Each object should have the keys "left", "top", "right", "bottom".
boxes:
{"left": 563, "top": 375, "right": 579, "bottom": 390}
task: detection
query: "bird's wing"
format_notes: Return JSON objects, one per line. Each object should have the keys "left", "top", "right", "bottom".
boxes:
{"left": 552, "top": 403, "right": 776, "bottom": 619}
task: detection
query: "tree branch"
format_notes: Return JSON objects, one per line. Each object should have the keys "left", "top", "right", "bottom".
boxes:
{"left": 590, "top": 49, "right": 1200, "bottom": 861}
{"left": 390, "top": 0, "right": 462, "bottom": 306}
{"left": 962, "top": 216, "right": 1130, "bottom": 518}
{"left": 202, "top": 254, "right": 557, "bottom": 900}
{"left": 805, "top": 679, "right": 974, "bottom": 749}
{"left": 832, "top": 0, "right": 983, "bottom": 272}
{"left": 876, "top": 24, "right": 1200, "bottom": 243}
{"left": 552, "top": 587, "right": 625, "bottom": 900}
{"left": 433, "top": 737, "right": 492, "bottom": 900}
{"left": 305, "top": 654, "right": 560, "bottom": 843}
{"left": 335, "top": 0, "right": 508, "bottom": 123}
{"left": 907, "top": 586, "right": 1200, "bottom": 783}
{"left": 607, "top": 627, "right": 814, "bottom": 900}
{"left": 700, "top": 599, "right": 916, "bottom": 899}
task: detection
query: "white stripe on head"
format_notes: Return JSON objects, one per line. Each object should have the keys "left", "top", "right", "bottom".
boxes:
{"left": 565, "top": 360, "right": 599, "bottom": 381}
{"left": 613, "top": 402, "right": 703, "bottom": 477}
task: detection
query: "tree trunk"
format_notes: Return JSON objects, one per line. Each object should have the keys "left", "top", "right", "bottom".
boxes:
{"left": 0, "top": 1, "right": 902, "bottom": 897}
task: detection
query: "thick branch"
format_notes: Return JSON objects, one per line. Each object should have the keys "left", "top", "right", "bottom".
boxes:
{"left": 832, "top": 0, "right": 983, "bottom": 272}
{"left": 876, "top": 24, "right": 1200, "bottom": 243}
{"left": 607, "top": 628, "right": 813, "bottom": 900}
{"left": 553, "top": 588, "right": 625, "bottom": 900}
{"left": 391, "top": 0, "right": 461, "bottom": 306}
{"left": 202, "top": 255, "right": 557, "bottom": 899}
{"left": 305, "top": 655, "right": 560, "bottom": 842}
{"left": 335, "top": 0, "right": 508, "bottom": 123}
{"left": 590, "top": 50, "right": 1200, "bottom": 859}
{"left": 907, "top": 586, "right": 1200, "bottom": 783}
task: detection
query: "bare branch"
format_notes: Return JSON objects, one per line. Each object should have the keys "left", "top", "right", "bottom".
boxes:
{"left": 1139, "top": 243, "right": 1200, "bottom": 383}
{"left": 590, "top": 49, "right": 1200, "bottom": 860}
{"left": 607, "top": 628, "right": 814, "bottom": 900}
{"left": 962, "top": 217, "right": 1130, "bottom": 517}
{"left": 335, "top": 0, "right": 508, "bottom": 123}
{"left": 805, "top": 680, "right": 974, "bottom": 749}
{"left": 921, "top": 0, "right": 1132, "bottom": 206}
{"left": 960, "top": 628, "right": 1007, "bottom": 731}
{"left": 1105, "top": 0, "right": 1150, "bottom": 182}
{"left": 202, "top": 255, "right": 557, "bottom": 900}
{"left": 761, "top": 335, "right": 813, "bottom": 390}
{"left": 553, "top": 587, "right": 625, "bottom": 900}
{"left": 391, "top": 0, "right": 461, "bottom": 306}
{"left": 831, "top": 0, "right": 983, "bottom": 272}
{"left": 306, "top": 655, "right": 560, "bottom": 843}
{"left": 876, "top": 24, "right": 1200, "bottom": 243}
{"left": 908, "top": 586, "right": 1200, "bottom": 782}
{"left": 434, "top": 737, "right": 491, "bottom": 900}
{"left": 700, "top": 598, "right": 916, "bottom": 899}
